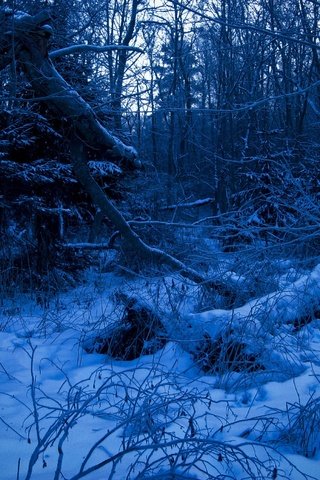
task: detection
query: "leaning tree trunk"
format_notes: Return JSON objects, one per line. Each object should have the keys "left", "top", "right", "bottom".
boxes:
{"left": 0, "top": 11, "right": 138, "bottom": 168}
{"left": 0, "top": 9, "right": 235, "bottom": 298}
{"left": 70, "top": 139, "right": 234, "bottom": 295}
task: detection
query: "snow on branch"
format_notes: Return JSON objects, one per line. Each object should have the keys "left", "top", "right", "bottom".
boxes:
{"left": 62, "top": 242, "right": 112, "bottom": 250}
{"left": 161, "top": 198, "right": 214, "bottom": 211}
{"left": 50, "top": 44, "right": 144, "bottom": 59}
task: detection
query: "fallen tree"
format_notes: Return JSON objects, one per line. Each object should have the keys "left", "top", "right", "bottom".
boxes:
{"left": 0, "top": 8, "right": 236, "bottom": 299}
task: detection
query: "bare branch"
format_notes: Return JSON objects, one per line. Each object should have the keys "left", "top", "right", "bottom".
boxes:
{"left": 49, "top": 44, "right": 144, "bottom": 59}
{"left": 160, "top": 197, "right": 214, "bottom": 211}
{"left": 174, "top": 0, "right": 320, "bottom": 51}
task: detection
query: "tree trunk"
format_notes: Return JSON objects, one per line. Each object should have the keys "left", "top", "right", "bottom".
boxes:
{"left": 0, "top": 10, "right": 138, "bottom": 168}
{"left": 70, "top": 138, "right": 233, "bottom": 295}
{"left": 111, "top": 0, "right": 139, "bottom": 131}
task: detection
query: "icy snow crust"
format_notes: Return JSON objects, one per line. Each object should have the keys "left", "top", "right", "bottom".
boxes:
{"left": 0, "top": 268, "right": 320, "bottom": 480}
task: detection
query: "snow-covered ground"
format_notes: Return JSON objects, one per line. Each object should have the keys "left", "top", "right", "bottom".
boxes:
{"left": 1, "top": 267, "right": 320, "bottom": 479}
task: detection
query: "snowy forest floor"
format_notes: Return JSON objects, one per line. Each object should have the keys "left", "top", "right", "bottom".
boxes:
{"left": 1, "top": 246, "right": 320, "bottom": 480}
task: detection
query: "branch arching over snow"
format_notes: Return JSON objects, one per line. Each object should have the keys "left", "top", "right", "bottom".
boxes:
{"left": 0, "top": 8, "right": 237, "bottom": 298}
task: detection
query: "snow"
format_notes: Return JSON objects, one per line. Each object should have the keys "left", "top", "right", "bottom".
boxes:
{"left": 88, "top": 161, "right": 122, "bottom": 177}
{"left": 1, "top": 268, "right": 320, "bottom": 479}
{"left": 182, "top": 263, "right": 320, "bottom": 344}
{"left": 161, "top": 198, "right": 214, "bottom": 210}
